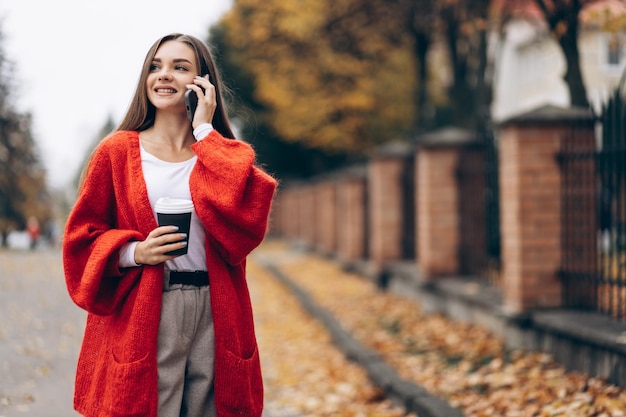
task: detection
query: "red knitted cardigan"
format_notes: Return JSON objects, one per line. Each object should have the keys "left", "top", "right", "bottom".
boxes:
{"left": 63, "top": 130, "right": 277, "bottom": 417}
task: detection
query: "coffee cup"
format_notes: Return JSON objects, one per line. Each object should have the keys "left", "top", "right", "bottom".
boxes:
{"left": 155, "top": 197, "right": 193, "bottom": 256}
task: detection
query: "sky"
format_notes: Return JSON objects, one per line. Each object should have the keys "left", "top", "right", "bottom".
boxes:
{"left": 0, "top": 0, "right": 233, "bottom": 188}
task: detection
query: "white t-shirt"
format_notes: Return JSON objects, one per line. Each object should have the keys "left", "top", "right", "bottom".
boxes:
{"left": 118, "top": 124, "right": 214, "bottom": 270}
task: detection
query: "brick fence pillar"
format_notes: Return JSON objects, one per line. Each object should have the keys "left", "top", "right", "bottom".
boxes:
{"left": 287, "top": 187, "right": 303, "bottom": 240}
{"left": 314, "top": 179, "right": 337, "bottom": 255}
{"left": 498, "top": 105, "right": 596, "bottom": 314}
{"left": 284, "top": 188, "right": 299, "bottom": 239}
{"left": 336, "top": 166, "right": 368, "bottom": 264}
{"left": 298, "top": 184, "right": 316, "bottom": 248}
{"left": 268, "top": 188, "right": 284, "bottom": 237}
{"left": 415, "top": 128, "right": 479, "bottom": 278}
{"left": 368, "top": 142, "right": 414, "bottom": 267}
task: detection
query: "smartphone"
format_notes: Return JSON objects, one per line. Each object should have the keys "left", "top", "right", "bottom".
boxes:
{"left": 185, "top": 89, "right": 198, "bottom": 122}
{"left": 185, "top": 75, "right": 209, "bottom": 122}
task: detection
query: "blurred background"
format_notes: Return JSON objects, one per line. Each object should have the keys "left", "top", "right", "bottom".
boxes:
{"left": 2, "top": 1, "right": 626, "bottom": 415}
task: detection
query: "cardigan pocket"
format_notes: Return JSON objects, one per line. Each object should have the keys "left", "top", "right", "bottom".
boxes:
{"left": 102, "top": 350, "right": 152, "bottom": 417}
{"left": 218, "top": 346, "right": 263, "bottom": 417}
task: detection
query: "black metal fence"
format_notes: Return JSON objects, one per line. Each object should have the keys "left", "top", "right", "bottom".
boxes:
{"left": 483, "top": 128, "right": 502, "bottom": 286}
{"left": 401, "top": 154, "right": 416, "bottom": 260}
{"left": 456, "top": 128, "right": 501, "bottom": 286}
{"left": 560, "top": 78, "right": 626, "bottom": 320}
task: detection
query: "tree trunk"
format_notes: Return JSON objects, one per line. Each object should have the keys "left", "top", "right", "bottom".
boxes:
{"left": 442, "top": 6, "right": 473, "bottom": 128}
{"left": 559, "top": 22, "right": 590, "bottom": 108}
{"left": 533, "top": 0, "right": 589, "bottom": 108}
{"left": 475, "top": 26, "right": 493, "bottom": 131}
{"left": 1, "top": 230, "right": 8, "bottom": 248}
{"left": 413, "top": 31, "right": 431, "bottom": 132}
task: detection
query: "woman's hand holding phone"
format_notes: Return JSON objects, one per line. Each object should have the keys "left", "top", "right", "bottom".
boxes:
{"left": 185, "top": 74, "right": 216, "bottom": 129}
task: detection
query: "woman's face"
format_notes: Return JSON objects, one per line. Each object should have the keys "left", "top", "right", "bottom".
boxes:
{"left": 146, "top": 40, "right": 199, "bottom": 114}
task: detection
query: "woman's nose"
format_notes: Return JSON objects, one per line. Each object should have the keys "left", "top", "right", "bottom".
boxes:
{"left": 157, "top": 69, "right": 172, "bottom": 81}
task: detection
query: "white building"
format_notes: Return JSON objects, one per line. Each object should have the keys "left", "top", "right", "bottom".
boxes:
{"left": 491, "top": 0, "right": 626, "bottom": 121}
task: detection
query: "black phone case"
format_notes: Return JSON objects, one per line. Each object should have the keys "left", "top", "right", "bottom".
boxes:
{"left": 185, "top": 90, "right": 198, "bottom": 122}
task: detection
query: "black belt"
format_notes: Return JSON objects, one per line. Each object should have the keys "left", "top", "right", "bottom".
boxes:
{"left": 165, "top": 270, "right": 209, "bottom": 287}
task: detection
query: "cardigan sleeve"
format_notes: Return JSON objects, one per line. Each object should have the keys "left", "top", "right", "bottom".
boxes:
{"left": 190, "top": 130, "right": 277, "bottom": 266}
{"left": 63, "top": 143, "right": 145, "bottom": 315}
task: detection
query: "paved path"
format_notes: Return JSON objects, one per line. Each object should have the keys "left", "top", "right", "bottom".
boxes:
{"left": 0, "top": 248, "right": 83, "bottom": 417}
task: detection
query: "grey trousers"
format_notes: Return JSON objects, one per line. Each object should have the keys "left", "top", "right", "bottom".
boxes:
{"left": 157, "top": 279, "right": 216, "bottom": 417}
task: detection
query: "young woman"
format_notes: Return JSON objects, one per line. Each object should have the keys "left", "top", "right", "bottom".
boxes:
{"left": 63, "top": 33, "right": 277, "bottom": 417}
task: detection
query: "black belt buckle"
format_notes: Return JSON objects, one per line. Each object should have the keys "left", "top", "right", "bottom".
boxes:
{"left": 167, "top": 270, "right": 209, "bottom": 287}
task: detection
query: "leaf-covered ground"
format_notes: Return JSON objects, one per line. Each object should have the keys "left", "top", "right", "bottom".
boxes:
{"left": 248, "top": 248, "right": 410, "bottom": 417}
{"left": 250, "top": 240, "right": 626, "bottom": 417}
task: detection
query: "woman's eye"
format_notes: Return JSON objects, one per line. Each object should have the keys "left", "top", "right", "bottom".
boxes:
{"left": 149, "top": 64, "right": 160, "bottom": 71}
{"left": 175, "top": 65, "right": 189, "bottom": 71}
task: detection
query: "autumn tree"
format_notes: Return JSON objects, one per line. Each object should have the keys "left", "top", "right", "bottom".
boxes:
{"left": 209, "top": 24, "right": 352, "bottom": 180}
{"left": 431, "top": 0, "right": 495, "bottom": 130}
{"left": 214, "top": 0, "right": 501, "bottom": 179}
{"left": 213, "top": 0, "right": 626, "bottom": 180}
{"left": 0, "top": 28, "right": 51, "bottom": 246}
{"left": 402, "top": 0, "right": 439, "bottom": 131}
{"left": 0, "top": 112, "right": 51, "bottom": 246}
{"left": 217, "top": 0, "right": 416, "bottom": 165}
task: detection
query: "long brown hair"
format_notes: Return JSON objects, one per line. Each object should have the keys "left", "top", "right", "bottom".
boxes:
{"left": 116, "top": 33, "right": 235, "bottom": 139}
